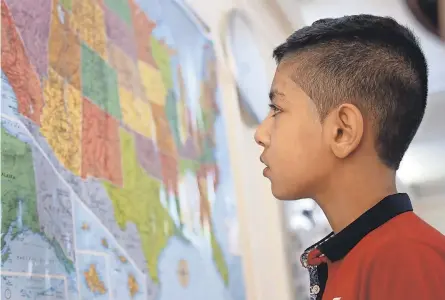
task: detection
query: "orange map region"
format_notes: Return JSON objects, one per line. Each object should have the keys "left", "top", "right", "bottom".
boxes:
{"left": 160, "top": 153, "right": 179, "bottom": 196}
{"left": 84, "top": 264, "right": 107, "bottom": 294}
{"left": 108, "top": 42, "right": 146, "bottom": 102}
{"left": 48, "top": 0, "right": 81, "bottom": 90}
{"left": 41, "top": 68, "right": 82, "bottom": 175}
{"left": 81, "top": 98, "right": 123, "bottom": 186}
{"left": 128, "top": 0, "right": 157, "bottom": 67}
{"left": 70, "top": 0, "right": 107, "bottom": 58}
{"left": 150, "top": 102, "right": 177, "bottom": 156}
{"left": 128, "top": 274, "right": 139, "bottom": 298}
{"left": 1, "top": 0, "right": 44, "bottom": 124}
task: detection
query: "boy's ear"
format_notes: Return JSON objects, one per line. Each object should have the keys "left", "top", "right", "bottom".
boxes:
{"left": 324, "top": 103, "right": 364, "bottom": 159}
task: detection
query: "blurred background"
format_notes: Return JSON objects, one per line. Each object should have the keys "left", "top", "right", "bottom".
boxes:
{"left": 0, "top": 0, "right": 443, "bottom": 300}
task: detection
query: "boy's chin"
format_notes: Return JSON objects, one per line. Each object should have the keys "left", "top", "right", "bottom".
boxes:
{"left": 271, "top": 183, "right": 311, "bottom": 201}
{"left": 271, "top": 185, "right": 308, "bottom": 201}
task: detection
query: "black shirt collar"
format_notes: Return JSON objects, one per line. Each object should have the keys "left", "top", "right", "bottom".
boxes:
{"left": 311, "top": 193, "right": 413, "bottom": 262}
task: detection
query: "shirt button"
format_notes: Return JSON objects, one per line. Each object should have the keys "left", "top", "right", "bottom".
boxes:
{"left": 310, "top": 285, "right": 320, "bottom": 295}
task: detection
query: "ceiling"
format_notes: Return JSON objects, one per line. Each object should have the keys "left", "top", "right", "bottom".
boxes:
{"left": 276, "top": 0, "right": 445, "bottom": 197}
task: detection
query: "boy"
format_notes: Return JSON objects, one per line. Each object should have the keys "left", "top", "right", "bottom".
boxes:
{"left": 255, "top": 15, "right": 445, "bottom": 300}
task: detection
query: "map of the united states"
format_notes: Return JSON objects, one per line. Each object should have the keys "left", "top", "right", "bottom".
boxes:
{"left": 1, "top": 0, "right": 245, "bottom": 299}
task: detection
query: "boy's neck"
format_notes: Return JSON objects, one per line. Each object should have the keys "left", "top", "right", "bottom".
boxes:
{"left": 314, "top": 161, "right": 397, "bottom": 233}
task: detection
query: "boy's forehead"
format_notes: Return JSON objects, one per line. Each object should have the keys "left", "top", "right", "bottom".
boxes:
{"left": 272, "top": 66, "right": 297, "bottom": 92}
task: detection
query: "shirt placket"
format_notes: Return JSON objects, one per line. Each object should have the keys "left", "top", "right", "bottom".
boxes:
{"left": 300, "top": 234, "right": 334, "bottom": 300}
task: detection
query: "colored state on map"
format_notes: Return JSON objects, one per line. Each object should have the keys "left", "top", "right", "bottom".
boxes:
{"left": 119, "top": 86, "right": 155, "bottom": 138}
{"left": 41, "top": 68, "right": 82, "bottom": 175}
{"left": 48, "top": 1, "right": 82, "bottom": 90}
{"left": 108, "top": 42, "right": 145, "bottom": 101}
{"left": 129, "top": 0, "right": 157, "bottom": 67}
{"left": 81, "top": 97, "right": 123, "bottom": 185}
{"left": 103, "top": 128, "right": 176, "bottom": 283}
{"left": 151, "top": 37, "right": 174, "bottom": 89}
{"left": 105, "top": 0, "right": 132, "bottom": 26}
{"left": 139, "top": 61, "right": 167, "bottom": 106}
{"left": 70, "top": 0, "right": 107, "bottom": 58}
{"left": 1, "top": 128, "right": 39, "bottom": 263}
{"left": 103, "top": 4, "right": 137, "bottom": 60}
{"left": 1, "top": 1, "right": 44, "bottom": 124}
{"left": 5, "top": 0, "right": 52, "bottom": 77}
{"left": 81, "top": 43, "right": 121, "bottom": 120}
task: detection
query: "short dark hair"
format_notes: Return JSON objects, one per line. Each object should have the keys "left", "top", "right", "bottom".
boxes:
{"left": 273, "top": 14, "right": 428, "bottom": 170}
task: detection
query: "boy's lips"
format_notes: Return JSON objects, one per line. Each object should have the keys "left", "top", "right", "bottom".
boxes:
{"left": 260, "top": 155, "right": 268, "bottom": 167}
{"left": 260, "top": 155, "right": 271, "bottom": 177}
{"left": 263, "top": 166, "right": 270, "bottom": 177}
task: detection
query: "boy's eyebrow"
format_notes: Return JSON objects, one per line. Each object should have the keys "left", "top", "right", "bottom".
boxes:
{"left": 269, "top": 89, "right": 285, "bottom": 102}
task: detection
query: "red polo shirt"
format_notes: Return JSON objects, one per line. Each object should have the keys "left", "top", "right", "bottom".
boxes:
{"left": 300, "top": 193, "right": 445, "bottom": 300}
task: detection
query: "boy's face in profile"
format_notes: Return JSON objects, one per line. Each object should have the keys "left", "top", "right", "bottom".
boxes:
{"left": 255, "top": 62, "right": 333, "bottom": 200}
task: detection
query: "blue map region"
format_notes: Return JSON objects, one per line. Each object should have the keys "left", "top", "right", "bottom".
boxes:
{"left": 1, "top": 71, "right": 20, "bottom": 118}
{"left": 73, "top": 198, "right": 147, "bottom": 300}
{"left": 2, "top": 230, "right": 71, "bottom": 280}
{"left": 157, "top": 236, "right": 230, "bottom": 300}
{"left": 1, "top": 274, "right": 66, "bottom": 299}
{"left": 1, "top": 116, "right": 78, "bottom": 300}
{"left": 135, "top": 0, "right": 163, "bottom": 22}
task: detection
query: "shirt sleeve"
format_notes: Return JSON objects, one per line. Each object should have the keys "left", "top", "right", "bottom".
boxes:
{"left": 365, "top": 241, "right": 445, "bottom": 300}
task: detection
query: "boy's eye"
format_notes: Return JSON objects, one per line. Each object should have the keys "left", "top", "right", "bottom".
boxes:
{"left": 268, "top": 104, "right": 281, "bottom": 116}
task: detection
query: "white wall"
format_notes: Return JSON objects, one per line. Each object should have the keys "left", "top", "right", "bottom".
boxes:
{"left": 414, "top": 192, "right": 445, "bottom": 234}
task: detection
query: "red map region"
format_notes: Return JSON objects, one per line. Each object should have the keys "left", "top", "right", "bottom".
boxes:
{"left": 128, "top": 0, "right": 157, "bottom": 67}
{"left": 149, "top": 102, "right": 181, "bottom": 193}
{"left": 81, "top": 97, "right": 123, "bottom": 186}
{"left": 5, "top": 0, "right": 52, "bottom": 77}
{"left": 1, "top": 0, "right": 44, "bottom": 124}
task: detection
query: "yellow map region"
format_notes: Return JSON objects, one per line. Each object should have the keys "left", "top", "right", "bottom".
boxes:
{"left": 103, "top": 128, "right": 175, "bottom": 283}
{"left": 84, "top": 264, "right": 107, "bottom": 294}
{"left": 119, "top": 87, "right": 155, "bottom": 138}
{"left": 70, "top": 0, "right": 107, "bottom": 58}
{"left": 138, "top": 61, "right": 167, "bottom": 106}
{"left": 41, "top": 68, "right": 82, "bottom": 175}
